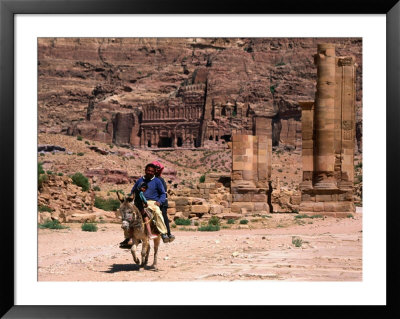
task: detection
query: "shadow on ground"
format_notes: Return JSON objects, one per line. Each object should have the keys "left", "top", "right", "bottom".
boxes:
{"left": 103, "top": 264, "right": 158, "bottom": 273}
{"left": 103, "top": 264, "right": 141, "bottom": 273}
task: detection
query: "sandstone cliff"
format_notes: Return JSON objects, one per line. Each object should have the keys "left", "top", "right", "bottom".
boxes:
{"left": 38, "top": 37, "right": 362, "bottom": 151}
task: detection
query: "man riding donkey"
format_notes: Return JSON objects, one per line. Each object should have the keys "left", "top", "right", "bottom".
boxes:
{"left": 119, "top": 163, "right": 170, "bottom": 248}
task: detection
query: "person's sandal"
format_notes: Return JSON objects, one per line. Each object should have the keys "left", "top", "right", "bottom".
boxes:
{"left": 168, "top": 234, "right": 175, "bottom": 243}
{"left": 161, "top": 234, "right": 169, "bottom": 243}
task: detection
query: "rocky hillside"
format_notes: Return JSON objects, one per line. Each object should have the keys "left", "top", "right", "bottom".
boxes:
{"left": 38, "top": 37, "right": 362, "bottom": 149}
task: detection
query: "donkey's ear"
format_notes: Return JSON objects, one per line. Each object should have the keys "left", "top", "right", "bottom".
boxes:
{"left": 116, "top": 191, "right": 124, "bottom": 202}
{"left": 127, "top": 193, "right": 134, "bottom": 202}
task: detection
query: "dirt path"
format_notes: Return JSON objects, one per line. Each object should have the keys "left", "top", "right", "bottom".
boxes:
{"left": 38, "top": 212, "right": 362, "bottom": 282}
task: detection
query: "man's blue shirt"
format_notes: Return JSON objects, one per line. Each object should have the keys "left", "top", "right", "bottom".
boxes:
{"left": 130, "top": 176, "right": 166, "bottom": 204}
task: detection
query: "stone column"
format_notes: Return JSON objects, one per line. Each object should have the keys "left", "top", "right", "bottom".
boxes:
{"left": 336, "top": 56, "right": 356, "bottom": 188}
{"left": 299, "top": 101, "right": 315, "bottom": 189}
{"left": 313, "top": 43, "right": 337, "bottom": 189}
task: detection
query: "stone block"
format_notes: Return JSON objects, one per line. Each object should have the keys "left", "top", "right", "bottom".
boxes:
{"left": 167, "top": 208, "right": 176, "bottom": 214}
{"left": 210, "top": 205, "right": 223, "bottom": 215}
{"left": 174, "top": 197, "right": 190, "bottom": 206}
{"left": 220, "top": 200, "right": 229, "bottom": 208}
{"left": 313, "top": 202, "right": 324, "bottom": 212}
{"left": 191, "top": 205, "right": 210, "bottom": 214}
{"left": 334, "top": 201, "right": 355, "bottom": 212}
{"left": 323, "top": 202, "right": 336, "bottom": 212}
{"left": 231, "top": 202, "right": 254, "bottom": 213}
{"left": 300, "top": 202, "right": 315, "bottom": 212}
{"left": 254, "top": 202, "right": 269, "bottom": 212}
{"left": 252, "top": 194, "right": 268, "bottom": 202}
{"left": 316, "top": 194, "right": 333, "bottom": 202}
{"left": 168, "top": 201, "right": 176, "bottom": 208}
{"left": 291, "top": 195, "right": 301, "bottom": 205}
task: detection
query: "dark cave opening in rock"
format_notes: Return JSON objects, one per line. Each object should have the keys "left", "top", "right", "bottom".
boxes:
{"left": 177, "top": 137, "right": 183, "bottom": 147}
{"left": 221, "top": 135, "right": 231, "bottom": 142}
{"left": 159, "top": 137, "right": 173, "bottom": 148}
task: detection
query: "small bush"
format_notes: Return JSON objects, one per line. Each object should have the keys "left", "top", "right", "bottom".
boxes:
{"left": 58, "top": 172, "right": 63, "bottom": 176}
{"left": 81, "top": 222, "right": 98, "bottom": 232}
{"left": 39, "top": 219, "right": 68, "bottom": 230}
{"left": 227, "top": 219, "right": 235, "bottom": 224}
{"left": 199, "top": 175, "right": 206, "bottom": 183}
{"left": 85, "top": 141, "right": 90, "bottom": 145}
{"left": 71, "top": 172, "right": 90, "bottom": 191}
{"left": 38, "top": 162, "right": 45, "bottom": 175}
{"left": 38, "top": 205, "right": 53, "bottom": 212}
{"left": 93, "top": 186, "right": 101, "bottom": 191}
{"left": 174, "top": 218, "right": 191, "bottom": 226}
{"left": 94, "top": 196, "right": 120, "bottom": 211}
{"left": 171, "top": 223, "right": 177, "bottom": 228}
{"left": 277, "top": 168, "right": 283, "bottom": 173}
{"left": 77, "top": 152, "right": 84, "bottom": 156}
{"left": 194, "top": 221, "right": 199, "bottom": 226}
{"left": 198, "top": 225, "right": 220, "bottom": 232}
{"left": 347, "top": 214, "right": 354, "bottom": 218}
{"left": 239, "top": 219, "right": 249, "bottom": 224}
{"left": 295, "top": 214, "right": 310, "bottom": 219}
{"left": 102, "top": 117, "right": 107, "bottom": 122}
{"left": 178, "top": 227, "right": 197, "bottom": 231}
{"left": 208, "top": 216, "right": 220, "bottom": 226}
{"left": 292, "top": 236, "right": 303, "bottom": 247}
{"left": 77, "top": 135, "right": 83, "bottom": 141}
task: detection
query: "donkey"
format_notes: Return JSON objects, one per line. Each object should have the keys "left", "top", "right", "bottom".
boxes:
{"left": 117, "top": 192, "right": 161, "bottom": 269}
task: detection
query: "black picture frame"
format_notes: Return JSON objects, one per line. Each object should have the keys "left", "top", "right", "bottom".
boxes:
{"left": 1, "top": 0, "right": 399, "bottom": 317}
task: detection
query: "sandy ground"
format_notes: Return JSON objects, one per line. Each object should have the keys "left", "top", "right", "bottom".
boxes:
{"left": 38, "top": 210, "right": 362, "bottom": 282}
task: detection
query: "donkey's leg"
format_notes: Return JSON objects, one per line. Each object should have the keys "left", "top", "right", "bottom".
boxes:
{"left": 130, "top": 239, "right": 140, "bottom": 265}
{"left": 143, "top": 240, "right": 151, "bottom": 266}
{"left": 151, "top": 237, "right": 161, "bottom": 269}
{"left": 140, "top": 238, "right": 149, "bottom": 267}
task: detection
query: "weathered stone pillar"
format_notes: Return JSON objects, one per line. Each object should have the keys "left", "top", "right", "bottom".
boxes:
{"left": 299, "top": 43, "right": 356, "bottom": 217}
{"left": 313, "top": 43, "right": 337, "bottom": 189}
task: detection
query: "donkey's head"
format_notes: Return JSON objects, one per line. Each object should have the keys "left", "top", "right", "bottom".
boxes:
{"left": 117, "top": 192, "right": 139, "bottom": 231}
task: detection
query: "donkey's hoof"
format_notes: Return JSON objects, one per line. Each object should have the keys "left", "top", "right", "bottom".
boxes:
{"left": 134, "top": 258, "right": 140, "bottom": 265}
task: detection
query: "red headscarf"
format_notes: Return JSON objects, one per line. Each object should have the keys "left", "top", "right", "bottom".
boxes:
{"left": 151, "top": 160, "right": 164, "bottom": 175}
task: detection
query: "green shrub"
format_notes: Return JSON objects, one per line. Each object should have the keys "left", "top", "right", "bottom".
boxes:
{"left": 38, "top": 162, "right": 45, "bottom": 175}
{"left": 171, "top": 223, "right": 177, "bottom": 228}
{"left": 227, "top": 218, "right": 235, "bottom": 224}
{"left": 292, "top": 236, "right": 303, "bottom": 247}
{"left": 81, "top": 222, "right": 98, "bottom": 232}
{"left": 58, "top": 172, "right": 63, "bottom": 176}
{"left": 94, "top": 196, "right": 120, "bottom": 211}
{"left": 77, "top": 135, "right": 83, "bottom": 141}
{"left": 174, "top": 218, "right": 191, "bottom": 226}
{"left": 102, "top": 117, "right": 107, "bottom": 122}
{"left": 39, "top": 219, "right": 68, "bottom": 230}
{"left": 239, "top": 219, "right": 249, "bottom": 224}
{"left": 77, "top": 152, "right": 84, "bottom": 156}
{"left": 38, "top": 162, "right": 47, "bottom": 189}
{"left": 199, "top": 175, "right": 206, "bottom": 183}
{"left": 93, "top": 186, "right": 101, "bottom": 191}
{"left": 71, "top": 172, "right": 90, "bottom": 191}
{"left": 46, "top": 170, "right": 53, "bottom": 175}
{"left": 38, "top": 205, "right": 53, "bottom": 212}
{"left": 194, "top": 221, "right": 199, "bottom": 226}
{"left": 208, "top": 216, "right": 220, "bottom": 226}
{"left": 198, "top": 225, "right": 220, "bottom": 231}
{"left": 294, "top": 214, "right": 310, "bottom": 219}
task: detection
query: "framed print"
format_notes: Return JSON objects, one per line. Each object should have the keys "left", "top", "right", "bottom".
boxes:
{"left": 1, "top": 0, "right": 399, "bottom": 317}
